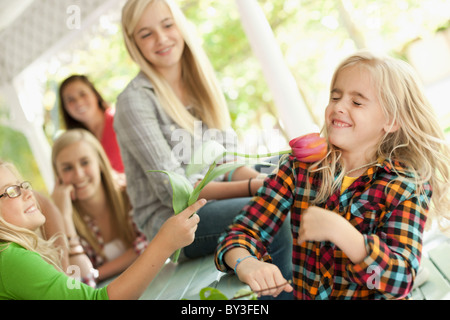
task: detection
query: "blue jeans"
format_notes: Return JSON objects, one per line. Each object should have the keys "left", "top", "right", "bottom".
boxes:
{"left": 183, "top": 197, "right": 293, "bottom": 299}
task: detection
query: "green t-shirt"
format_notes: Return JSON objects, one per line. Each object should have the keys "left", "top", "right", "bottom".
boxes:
{"left": 0, "top": 242, "right": 109, "bottom": 300}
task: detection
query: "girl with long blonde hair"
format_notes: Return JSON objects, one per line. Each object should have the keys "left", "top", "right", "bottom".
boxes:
{"left": 0, "top": 161, "right": 63, "bottom": 271}
{"left": 0, "top": 159, "right": 204, "bottom": 299}
{"left": 215, "top": 51, "right": 449, "bottom": 299}
{"left": 314, "top": 52, "right": 449, "bottom": 224}
{"left": 115, "top": 0, "right": 292, "bottom": 277}
{"left": 51, "top": 129, "right": 148, "bottom": 282}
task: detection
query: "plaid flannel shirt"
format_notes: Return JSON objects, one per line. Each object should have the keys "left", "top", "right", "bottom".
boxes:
{"left": 215, "top": 155, "right": 431, "bottom": 299}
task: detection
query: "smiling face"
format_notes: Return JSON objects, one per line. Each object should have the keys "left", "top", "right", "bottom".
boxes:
{"left": 55, "top": 140, "right": 102, "bottom": 201}
{"left": 0, "top": 166, "right": 45, "bottom": 231}
{"left": 61, "top": 80, "right": 103, "bottom": 125}
{"left": 133, "top": 0, "right": 185, "bottom": 76}
{"left": 325, "top": 64, "right": 395, "bottom": 162}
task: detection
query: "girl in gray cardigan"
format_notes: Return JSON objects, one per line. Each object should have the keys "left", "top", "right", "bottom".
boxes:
{"left": 115, "top": 0, "right": 291, "bottom": 284}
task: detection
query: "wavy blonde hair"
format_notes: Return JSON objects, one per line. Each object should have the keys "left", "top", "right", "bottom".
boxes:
{"left": 51, "top": 129, "right": 136, "bottom": 257}
{"left": 0, "top": 161, "right": 63, "bottom": 271}
{"left": 121, "top": 0, "right": 231, "bottom": 133}
{"left": 311, "top": 51, "right": 450, "bottom": 232}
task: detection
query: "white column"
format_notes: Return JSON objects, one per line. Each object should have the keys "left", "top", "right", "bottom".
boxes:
{"left": 235, "top": 0, "right": 318, "bottom": 139}
{"left": 1, "top": 75, "right": 54, "bottom": 193}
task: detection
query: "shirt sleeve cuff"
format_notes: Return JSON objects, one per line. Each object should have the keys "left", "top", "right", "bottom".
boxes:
{"left": 215, "top": 239, "right": 271, "bottom": 273}
{"left": 345, "top": 234, "right": 388, "bottom": 286}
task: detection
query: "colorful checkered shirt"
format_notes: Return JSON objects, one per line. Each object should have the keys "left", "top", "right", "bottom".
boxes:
{"left": 215, "top": 156, "right": 431, "bottom": 299}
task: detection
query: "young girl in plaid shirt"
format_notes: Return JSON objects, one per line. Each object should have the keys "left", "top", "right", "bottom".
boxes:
{"left": 215, "top": 51, "right": 450, "bottom": 299}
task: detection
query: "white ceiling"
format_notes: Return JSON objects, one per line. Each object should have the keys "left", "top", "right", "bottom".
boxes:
{"left": 0, "top": 0, "right": 123, "bottom": 85}
{"left": 0, "top": 0, "right": 34, "bottom": 32}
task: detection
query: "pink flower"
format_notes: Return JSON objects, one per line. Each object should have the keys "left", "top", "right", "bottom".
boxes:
{"left": 289, "top": 133, "right": 328, "bottom": 162}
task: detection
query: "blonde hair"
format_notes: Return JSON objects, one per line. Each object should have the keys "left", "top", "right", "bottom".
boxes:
{"left": 121, "top": 0, "right": 231, "bottom": 133}
{"left": 312, "top": 51, "right": 450, "bottom": 232}
{"left": 0, "top": 161, "right": 64, "bottom": 271}
{"left": 51, "top": 129, "right": 136, "bottom": 257}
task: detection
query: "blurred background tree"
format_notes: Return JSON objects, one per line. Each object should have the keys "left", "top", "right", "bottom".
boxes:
{"left": 41, "top": 0, "right": 450, "bottom": 142}
{"left": 1, "top": 0, "right": 449, "bottom": 193}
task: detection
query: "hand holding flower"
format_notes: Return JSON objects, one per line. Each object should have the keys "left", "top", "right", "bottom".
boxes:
{"left": 155, "top": 199, "right": 205, "bottom": 253}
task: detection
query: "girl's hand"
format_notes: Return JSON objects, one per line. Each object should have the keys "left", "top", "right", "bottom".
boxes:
{"left": 235, "top": 257, "right": 293, "bottom": 298}
{"left": 298, "top": 206, "right": 368, "bottom": 264}
{"left": 298, "top": 206, "right": 338, "bottom": 244}
{"left": 51, "top": 178, "right": 75, "bottom": 217}
{"left": 297, "top": 207, "right": 368, "bottom": 263}
{"left": 156, "top": 199, "right": 205, "bottom": 253}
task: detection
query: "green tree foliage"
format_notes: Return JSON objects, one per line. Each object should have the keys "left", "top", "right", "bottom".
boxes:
{"left": 0, "top": 125, "right": 46, "bottom": 192}
{"left": 2, "top": 0, "right": 448, "bottom": 191}
{"left": 43, "top": 0, "right": 450, "bottom": 140}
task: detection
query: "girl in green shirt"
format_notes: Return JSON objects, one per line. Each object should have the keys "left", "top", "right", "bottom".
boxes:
{"left": 0, "top": 160, "right": 204, "bottom": 300}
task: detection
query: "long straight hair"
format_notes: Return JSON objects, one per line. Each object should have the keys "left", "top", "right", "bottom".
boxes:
{"left": 51, "top": 129, "right": 135, "bottom": 257}
{"left": 310, "top": 51, "right": 449, "bottom": 231}
{"left": 121, "top": 0, "right": 231, "bottom": 133}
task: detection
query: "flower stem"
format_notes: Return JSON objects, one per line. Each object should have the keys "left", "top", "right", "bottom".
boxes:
{"left": 219, "top": 150, "right": 291, "bottom": 163}
{"left": 172, "top": 249, "right": 181, "bottom": 263}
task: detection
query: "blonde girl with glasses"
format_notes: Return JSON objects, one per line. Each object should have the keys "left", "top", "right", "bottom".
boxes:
{"left": 0, "top": 159, "right": 204, "bottom": 299}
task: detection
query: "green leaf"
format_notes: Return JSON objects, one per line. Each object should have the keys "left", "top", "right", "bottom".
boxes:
{"left": 233, "top": 288, "right": 258, "bottom": 300}
{"left": 188, "top": 161, "right": 251, "bottom": 206}
{"left": 187, "top": 162, "right": 217, "bottom": 206}
{"left": 171, "top": 248, "right": 181, "bottom": 263}
{"left": 148, "top": 170, "right": 193, "bottom": 214}
{"left": 147, "top": 170, "right": 195, "bottom": 263}
{"left": 199, "top": 287, "right": 229, "bottom": 300}
{"left": 201, "top": 162, "right": 244, "bottom": 185}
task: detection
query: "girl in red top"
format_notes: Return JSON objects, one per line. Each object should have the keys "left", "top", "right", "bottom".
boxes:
{"left": 59, "top": 75, "right": 125, "bottom": 175}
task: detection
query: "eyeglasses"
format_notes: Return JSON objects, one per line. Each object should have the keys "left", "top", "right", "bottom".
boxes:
{"left": 0, "top": 181, "right": 32, "bottom": 199}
